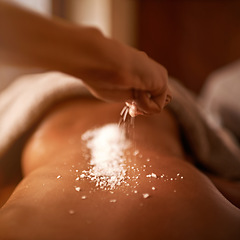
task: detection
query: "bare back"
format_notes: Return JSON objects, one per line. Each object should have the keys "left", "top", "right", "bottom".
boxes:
{"left": 0, "top": 97, "right": 239, "bottom": 240}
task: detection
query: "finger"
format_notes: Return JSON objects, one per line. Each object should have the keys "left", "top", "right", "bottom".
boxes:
{"left": 134, "top": 90, "right": 164, "bottom": 115}
{"left": 163, "top": 87, "right": 173, "bottom": 107}
{"left": 133, "top": 86, "right": 172, "bottom": 115}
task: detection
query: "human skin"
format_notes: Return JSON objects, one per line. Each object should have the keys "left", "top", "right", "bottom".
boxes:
{"left": 0, "top": 1, "right": 171, "bottom": 114}
{"left": 0, "top": 97, "right": 240, "bottom": 240}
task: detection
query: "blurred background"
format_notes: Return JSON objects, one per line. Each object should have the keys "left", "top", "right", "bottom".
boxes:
{"left": 3, "top": 0, "right": 240, "bottom": 93}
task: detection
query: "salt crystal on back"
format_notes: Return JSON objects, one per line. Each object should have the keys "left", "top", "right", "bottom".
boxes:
{"left": 143, "top": 193, "right": 150, "bottom": 199}
{"left": 151, "top": 173, "right": 157, "bottom": 178}
{"left": 75, "top": 186, "right": 81, "bottom": 192}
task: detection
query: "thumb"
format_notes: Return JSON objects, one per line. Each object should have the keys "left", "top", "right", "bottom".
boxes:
{"left": 132, "top": 87, "right": 172, "bottom": 114}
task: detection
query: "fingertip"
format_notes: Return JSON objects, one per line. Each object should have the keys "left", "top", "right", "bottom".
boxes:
{"left": 134, "top": 90, "right": 162, "bottom": 115}
{"left": 164, "top": 94, "right": 173, "bottom": 108}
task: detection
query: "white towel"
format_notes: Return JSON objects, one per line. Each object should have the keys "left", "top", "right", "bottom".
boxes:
{"left": 0, "top": 71, "right": 89, "bottom": 158}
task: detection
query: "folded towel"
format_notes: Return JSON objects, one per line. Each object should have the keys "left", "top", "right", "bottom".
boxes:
{"left": 0, "top": 71, "right": 239, "bottom": 180}
{"left": 0, "top": 72, "right": 89, "bottom": 159}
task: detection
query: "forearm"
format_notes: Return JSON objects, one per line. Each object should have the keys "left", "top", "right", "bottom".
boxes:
{"left": 0, "top": 1, "right": 171, "bottom": 113}
{"left": 0, "top": 1, "right": 117, "bottom": 78}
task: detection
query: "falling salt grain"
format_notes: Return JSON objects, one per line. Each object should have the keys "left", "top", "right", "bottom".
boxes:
{"left": 75, "top": 177, "right": 80, "bottom": 181}
{"left": 152, "top": 187, "right": 156, "bottom": 190}
{"left": 81, "top": 195, "right": 87, "bottom": 200}
{"left": 56, "top": 175, "right": 62, "bottom": 179}
{"left": 143, "top": 193, "right": 150, "bottom": 199}
{"left": 181, "top": 176, "right": 184, "bottom": 179}
{"left": 109, "top": 199, "right": 117, "bottom": 203}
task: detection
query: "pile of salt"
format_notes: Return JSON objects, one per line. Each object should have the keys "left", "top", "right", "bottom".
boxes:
{"left": 81, "top": 124, "right": 130, "bottom": 190}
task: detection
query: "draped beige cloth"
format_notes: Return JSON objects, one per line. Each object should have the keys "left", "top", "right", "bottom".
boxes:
{"left": 169, "top": 77, "right": 240, "bottom": 180}
{"left": 0, "top": 72, "right": 89, "bottom": 158}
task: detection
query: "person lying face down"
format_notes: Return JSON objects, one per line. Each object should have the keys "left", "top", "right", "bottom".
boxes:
{"left": 0, "top": 95, "right": 239, "bottom": 240}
